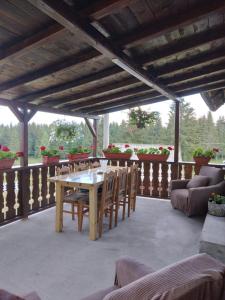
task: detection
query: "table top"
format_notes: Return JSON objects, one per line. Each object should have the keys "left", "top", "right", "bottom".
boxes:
{"left": 49, "top": 166, "right": 126, "bottom": 186}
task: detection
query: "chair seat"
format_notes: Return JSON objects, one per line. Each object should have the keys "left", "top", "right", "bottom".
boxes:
{"left": 64, "top": 192, "right": 89, "bottom": 203}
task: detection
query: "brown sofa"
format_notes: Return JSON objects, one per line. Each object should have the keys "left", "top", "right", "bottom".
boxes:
{"left": 170, "top": 166, "right": 225, "bottom": 216}
{"left": 0, "top": 290, "right": 40, "bottom": 300}
{"left": 81, "top": 253, "right": 225, "bottom": 300}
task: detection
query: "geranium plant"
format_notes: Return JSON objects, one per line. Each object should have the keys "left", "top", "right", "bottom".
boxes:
{"left": 103, "top": 144, "right": 133, "bottom": 154}
{"left": 0, "top": 145, "right": 23, "bottom": 169}
{"left": 135, "top": 146, "right": 173, "bottom": 156}
{"left": 40, "top": 146, "right": 61, "bottom": 157}
{"left": 128, "top": 107, "right": 159, "bottom": 129}
{"left": 192, "top": 147, "right": 219, "bottom": 159}
{"left": 68, "top": 146, "right": 90, "bottom": 154}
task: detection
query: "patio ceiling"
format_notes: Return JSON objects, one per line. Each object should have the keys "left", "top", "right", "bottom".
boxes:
{"left": 0, "top": 0, "right": 225, "bottom": 117}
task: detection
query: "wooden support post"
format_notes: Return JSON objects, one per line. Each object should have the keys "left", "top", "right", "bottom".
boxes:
{"left": 174, "top": 101, "right": 180, "bottom": 178}
{"left": 93, "top": 119, "right": 98, "bottom": 157}
{"left": 9, "top": 105, "right": 36, "bottom": 167}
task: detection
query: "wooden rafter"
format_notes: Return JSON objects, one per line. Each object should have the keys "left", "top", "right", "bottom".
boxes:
{"left": 60, "top": 54, "right": 225, "bottom": 110}
{"left": 83, "top": 74, "right": 225, "bottom": 114}
{"left": 91, "top": 81, "right": 225, "bottom": 115}
{"left": 27, "top": 0, "right": 179, "bottom": 102}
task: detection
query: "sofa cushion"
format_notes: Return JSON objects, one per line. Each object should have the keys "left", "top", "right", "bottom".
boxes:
{"left": 186, "top": 175, "right": 209, "bottom": 189}
{"left": 81, "top": 286, "right": 118, "bottom": 300}
{"left": 103, "top": 254, "right": 225, "bottom": 300}
{"left": 199, "top": 166, "right": 224, "bottom": 185}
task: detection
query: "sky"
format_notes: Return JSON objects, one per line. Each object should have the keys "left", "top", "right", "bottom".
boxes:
{"left": 0, "top": 94, "right": 224, "bottom": 126}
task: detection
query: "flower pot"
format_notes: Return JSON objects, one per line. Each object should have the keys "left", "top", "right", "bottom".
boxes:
{"left": 0, "top": 158, "right": 15, "bottom": 169}
{"left": 208, "top": 201, "right": 225, "bottom": 217}
{"left": 193, "top": 157, "right": 211, "bottom": 165}
{"left": 67, "top": 153, "right": 90, "bottom": 161}
{"left": 103, "top": 152, "right": 132, "bottom": 160}
{"left": 42, "top": 156, "right": 60, "bottom": 165}
{"left": 137, "top": 154, "right": 169, "bottom": 161}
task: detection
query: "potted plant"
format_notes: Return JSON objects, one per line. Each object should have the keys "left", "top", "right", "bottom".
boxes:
{"left": 128, "top": 107, "right": 159, "bottom": 129}
{"left": 208, "top": 193, "right": 225, "bottom": 217}
{"left": 192, "top": 148, "right": 219, "bottom": 165}
{"left": 0, "top": 145, "right": 22, "bottom": 169}
{"left": 40, "top": 146, "right": 61, "bottom": 164}
{"left": 135, "top": 146, "right": 172, "bottom": 161}
{"left": 103, "top": 144, "right": 133, "bottom": 159}
{"left": 67, "top": 146, "right": 91, "bottom": 161}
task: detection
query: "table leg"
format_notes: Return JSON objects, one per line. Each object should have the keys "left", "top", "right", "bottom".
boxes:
{"left": 55, "top": 182, "right": 64, "bottom": 232}
{"left": 89, "top": 186, "right": 98, "bottom": 240}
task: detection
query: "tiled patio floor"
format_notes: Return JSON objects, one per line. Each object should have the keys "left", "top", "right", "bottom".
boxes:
{"left": 0, "top": 198, "right": 204, "bottom": 300}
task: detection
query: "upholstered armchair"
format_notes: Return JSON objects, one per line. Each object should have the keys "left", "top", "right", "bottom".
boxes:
{"left": 81, "top": 254, "right": 225, "bottom": 300}
{"left": 170, "top": 166, "right": 225, "bottom": 216}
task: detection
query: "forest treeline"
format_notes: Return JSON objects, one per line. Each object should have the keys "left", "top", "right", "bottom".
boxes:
{"left": 0, "top": 100, "right": 224, "bottom": 162}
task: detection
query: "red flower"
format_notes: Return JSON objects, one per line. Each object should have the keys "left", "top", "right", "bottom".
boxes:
{"left": 112, "top": 144, "right": 115, "bottom": 148}
{"left": 59, "top": 146, "right": 64, "bottom": 150}
{"left": 213, "top": 148, "right": 219, "bottom": 153}
{"left": 124, "top": 144, "right": 130, "bottom": 148}
{"left": 16, "top": 151, "right": 24, "bottom": 157}
{"left": 40, "top": 146, "right": 46, "bottom": 151}
{"left": 168, "top": 146, "right": 173, "bottom": 151}
{"left": 159, "top": 146, "right": 163, "bottom": 150}
{"left": 108, "top": 144, "right": 112, "bottom": 149}
{"left": 2, "top": 146, "right": 10, "bottom": 152}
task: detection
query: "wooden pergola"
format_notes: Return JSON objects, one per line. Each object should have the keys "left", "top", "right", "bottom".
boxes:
{"left": 1, "top": 0, "right": 225, "bottom": 166}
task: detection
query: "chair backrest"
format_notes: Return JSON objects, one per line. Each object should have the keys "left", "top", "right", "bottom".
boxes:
{"left": 56, "top": 165, "right": 72, "bottom": 176}
{"left": 100, "top": 171, "right": 117, "bottom": 208}
{"left": 116, "top": 168, "right": 128, "bottom": 201}
{"left": 199, "top": 166, "right": 224, "bottom": 185}
{"left": 76, "top": 162, "right": 89, "bottom": 171}
{"left": 128, "top": 164, "right": 139, "bottom": 196}
{"left": 91, "top": 161, "right": 101, "bottom": 169}
{"left": 104, "top": 254, "right": 225, "bottom": 300}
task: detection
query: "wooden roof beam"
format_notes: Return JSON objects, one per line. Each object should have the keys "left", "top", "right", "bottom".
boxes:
{"left": 83, "top": 74, "right": 225, "bottom": 113}
{"left": 63, "top": 60, "right": 225, "bottom": 111}
{"left": 27, "top": 0, "right": 179, "bottom": 102}
{"left": 91, "top": 81, "right": 225, "bottom": 115}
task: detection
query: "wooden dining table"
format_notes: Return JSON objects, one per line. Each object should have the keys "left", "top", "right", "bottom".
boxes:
{"left": 49, "top": 166, "right": 126, "bottom": 240}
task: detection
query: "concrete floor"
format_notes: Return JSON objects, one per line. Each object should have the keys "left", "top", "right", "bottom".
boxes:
{"left": 0, "top": 198, "right": 204, "bottom": 300}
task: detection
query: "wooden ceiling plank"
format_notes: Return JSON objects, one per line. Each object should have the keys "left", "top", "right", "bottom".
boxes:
{"left": 0, "top": 48, "right": 100, "bottom": 92}
{"left": 0, "top": 21, "right": 63, "bottom": 62}
{"left": 116, "top": 0, "right": 225, "bottom": 48}
{"left": 27, "top": 0, "right": 179, "bottom": 102}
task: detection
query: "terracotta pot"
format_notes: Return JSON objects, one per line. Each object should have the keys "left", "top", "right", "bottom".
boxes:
{"left": 67, "top": 153, "right": 90, "bottom": 161}
{"left": 193, "top": 156, "right": 211, "bottom": 165}
{"left": 0, "top": 158, "right": 15, "bottom": 170}
{"left": 103, "top": 152, "right": 132, "bottom": 160}
{"left": 42, "top": 156, "right": 60, "bottom": 165}
{"left": 137, "top": 154, "right": 169, "bottom": 161}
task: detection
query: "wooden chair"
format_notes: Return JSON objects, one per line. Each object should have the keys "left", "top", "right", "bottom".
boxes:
{"left": 90, "top": 161, "right": 101, "bottom": 168}
{"left": 56, "top": 165, "right": 89, "bottom": 228}
{"left": 128, "top": 164, "right": 139, "bottom": 212}
{"left": 114, "top": 168, "right": 128, "bottom": 226}
{"left": 98, "top": 171, "right": 117, "bottom": 238}
{"left": 77, "top": 171, "right": 117, "bottom": 237}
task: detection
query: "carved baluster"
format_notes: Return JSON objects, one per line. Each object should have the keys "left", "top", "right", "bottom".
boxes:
{"left": 41, "top": 166, "right": 48, "bottom": 208}
{"left": 0, "top": 172, "right": 4, "bottom": 223}
{"left": 32, "top": 168, "right": 40, "bottom": 211}
{"left": 184, "top": 164, "right": 193, "bottom": 179}
{"left": 5, "top": 171, "right": 16, "bottom": 220}
{"left": 152, "top": 162, "right": 159, "bottom": 197}
{"left": 49, "top": 165, "right": 56, "bottom": 205}
{"left": 161, "top": 162, "right": 169, "bottom": 198}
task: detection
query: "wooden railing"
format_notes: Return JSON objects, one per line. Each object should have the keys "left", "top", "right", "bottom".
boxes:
{"left": 0, "top": 158, "right": 224, "bottom": 226}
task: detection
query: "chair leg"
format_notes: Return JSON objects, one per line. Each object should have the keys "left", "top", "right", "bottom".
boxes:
{"left": 77, "top": 204, "right": 83, "bottom": 232}
{"left": 72, "top": 203, "right": 75, "bottom": 220}
{"left": 109, "top": 206, "right": 113, "bottom": 230}
{"left": 133, "top": 195, "right": 136, "bottom": 212}
{"left": 122, "top": 200, "right": 126, "bottom": 220}
{"left": 114, "top": 200, "right": 119, "bottom": 227}
{"left": 98, "top": 209, "right": 103, "bottom": 238}
{"left": 127, "top": 196, "right": 131, "bottom": 217}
